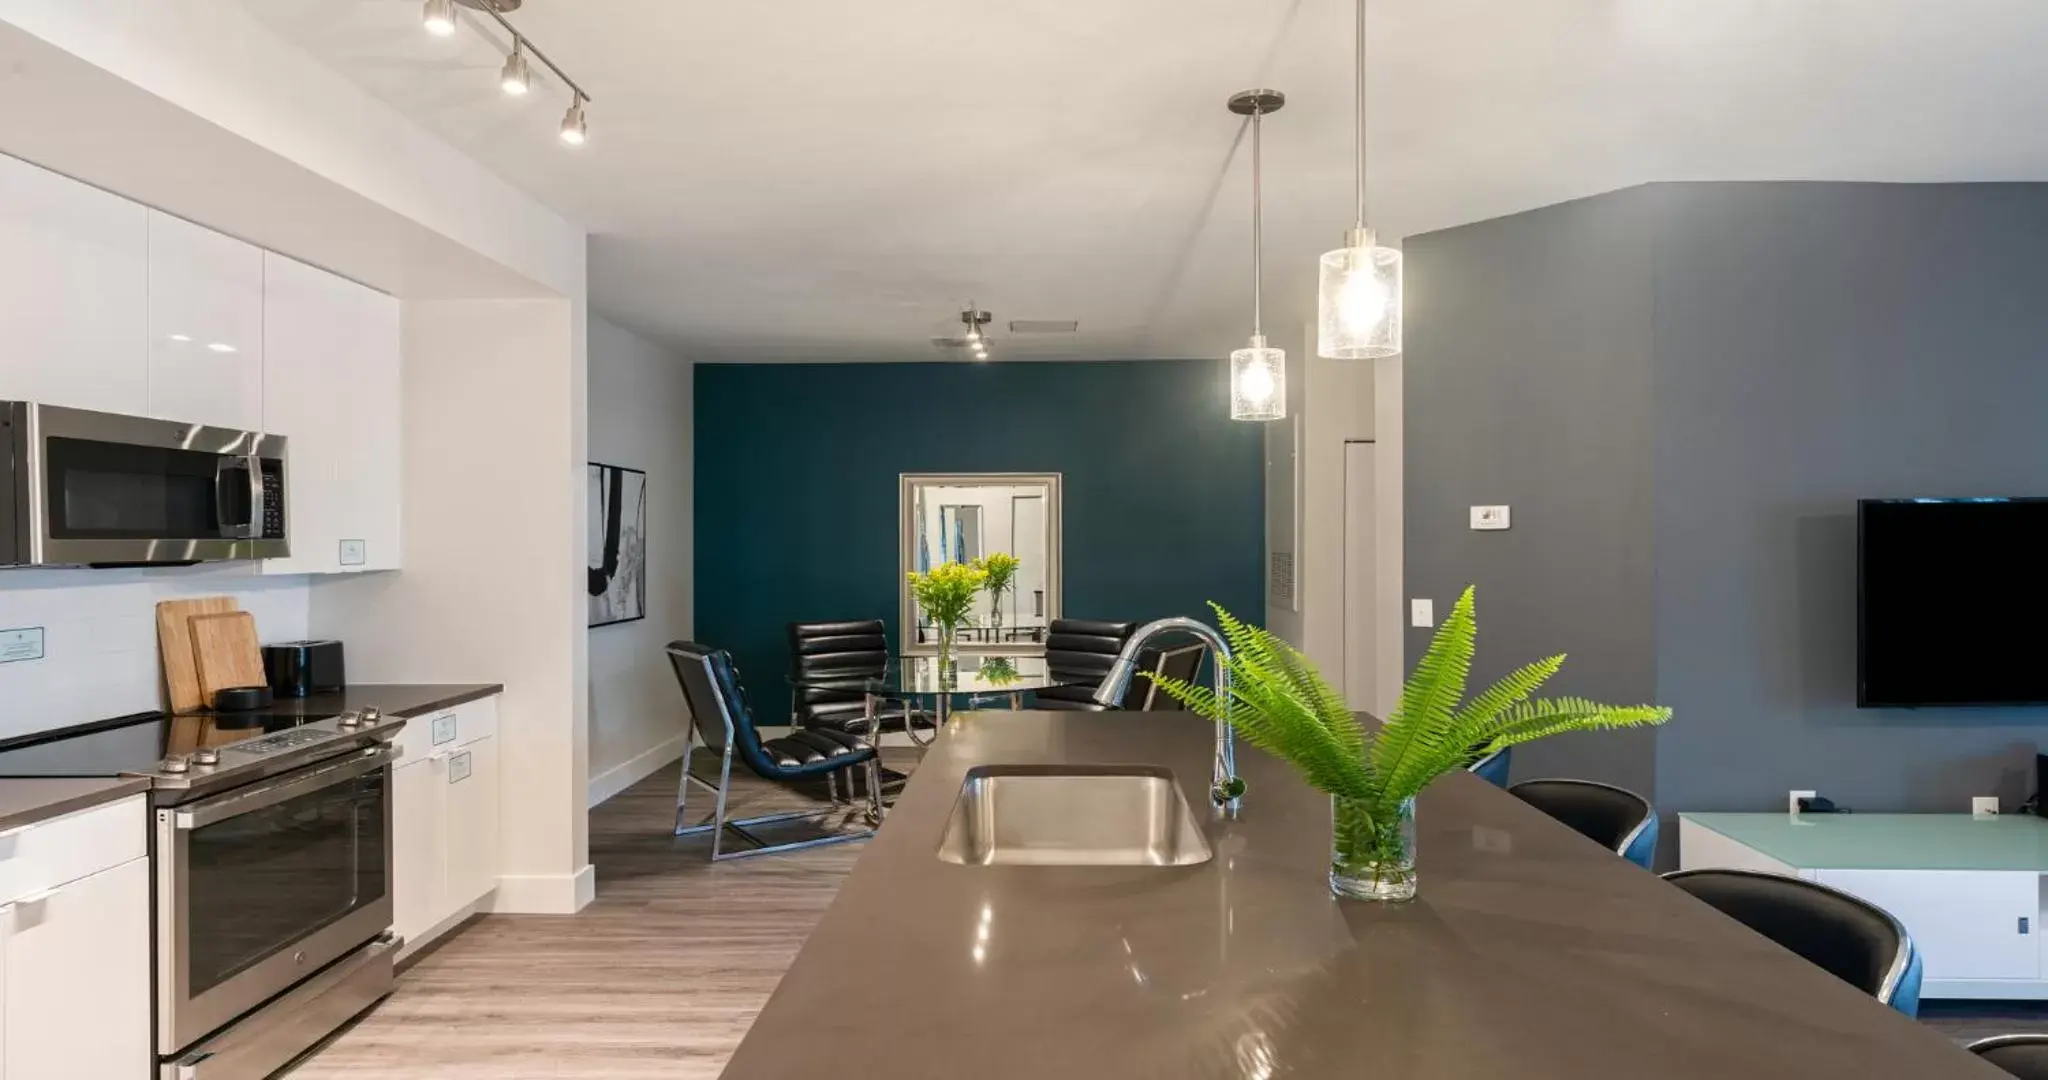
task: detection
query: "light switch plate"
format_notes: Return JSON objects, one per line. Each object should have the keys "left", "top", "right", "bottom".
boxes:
{"left": 0, "top": 627, "right": 44, "bottom": 664}
{"left": 1974, "top": 796, "right": 2001, "bottom": 819}
{"left": 1410, "top": 599, "right": 1434, "bottom": 628}
{"left": 338, "top": 539, "right": 367, "bottom": 567}
{"left": 1470, "top": 505, "right": 1511, "bottom": 531}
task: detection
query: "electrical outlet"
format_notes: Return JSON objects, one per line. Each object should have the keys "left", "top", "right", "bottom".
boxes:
{"left": 1974, "top": 796, "right": 2001, "bottom": 819}
{"left": 1410, "top": 599, "right": 1434, "bottom": 628}
{"left": 1789, "top": 789, "right": 1817, "bottom": 815}
{"left": 338, "top": 539, "right": 367, "bottom": 567}
{"left": 1470, "top": 505, "right": 1511, "bottom": 531}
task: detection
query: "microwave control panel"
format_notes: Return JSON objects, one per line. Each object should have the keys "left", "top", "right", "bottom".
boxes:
{"left": 261, "top": 460, "right": 286, "bottom": 541}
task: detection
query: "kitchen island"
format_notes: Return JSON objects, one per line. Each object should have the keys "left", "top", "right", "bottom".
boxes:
{"left": 720, "top": 711, "right": 2000, "bottom": 1079}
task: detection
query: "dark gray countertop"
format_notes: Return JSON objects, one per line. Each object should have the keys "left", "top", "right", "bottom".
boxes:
{"left": 0, "top": 776, "right": 150, "bottom": 831}
{"left": 240, "top": 684, "right": 502, "bottom": 720}
{"left": 720, "top": 712, "right": 2001, "bottom": 1079}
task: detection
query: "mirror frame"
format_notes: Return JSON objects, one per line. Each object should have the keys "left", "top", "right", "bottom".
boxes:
{"left": 899, "top": 472, "right": 1063, "bottom": 656}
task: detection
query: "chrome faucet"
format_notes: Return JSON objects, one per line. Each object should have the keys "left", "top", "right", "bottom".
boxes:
{"left": 1092, "top": 616, "right": 1244, "bottom": 816}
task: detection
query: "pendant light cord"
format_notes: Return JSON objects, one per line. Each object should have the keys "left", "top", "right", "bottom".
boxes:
{"left": 1251, "top": 105, "right": 1265, "bottom": 338}
{"left": 1354, "top": 0, "right": 1367, "bottom": 229}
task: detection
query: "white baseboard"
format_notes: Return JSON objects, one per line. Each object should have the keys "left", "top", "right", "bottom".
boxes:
{"left": 489, "top": 865, "right": 596, "bottom": 914}
{"left": 588, "top": 733, "right": 690, "bottom": 808}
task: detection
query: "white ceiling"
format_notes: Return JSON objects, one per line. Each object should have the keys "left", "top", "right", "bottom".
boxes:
{"left": 235, "top": 0, "right": 2048, "bottom": 362}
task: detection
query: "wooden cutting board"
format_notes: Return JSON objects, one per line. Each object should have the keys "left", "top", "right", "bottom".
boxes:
{"left": 189, "top": 611, "right": 267, "bottom": 705}
{"left": 157, "top": 596, "right": 238, "bottom": 713}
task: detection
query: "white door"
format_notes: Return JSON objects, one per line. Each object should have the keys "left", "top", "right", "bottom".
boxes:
{"left": 0, "top": 154, "right": 149, "bottom": 414}
{"left": 1342, "top": 441, "right": 1378, "bottom": 710}
{"left": 1814, "top": 868, "right": 2041, "bottom": 982}
{"left": 1011, "top": 495, "right": 1046, "bottom": 637}
{"left": 442, "top": 736, "right": 500, "bottom": 911}
{"left": 146, "top": 211, "right": 264, "bottom": 430}
{"left": 4, "top": 858, "right": 152, "bottom": 1079}
{"left": 390, "top": 757, "right": 443, "bottom": 946}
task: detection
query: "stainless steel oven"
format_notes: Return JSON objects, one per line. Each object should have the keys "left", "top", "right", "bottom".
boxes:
{"left": 155, "top": 744, "right": 395, "bottom": 1059}
{"left": 0, "top": 401, "right": 287, "bottom": 567}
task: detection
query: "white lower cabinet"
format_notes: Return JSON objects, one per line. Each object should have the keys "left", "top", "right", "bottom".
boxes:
{"left": 0, "top": 797, "right": 151, "bottom": 1080}
{"left": 392, "top": 696, "right": 501, "bottom": 956}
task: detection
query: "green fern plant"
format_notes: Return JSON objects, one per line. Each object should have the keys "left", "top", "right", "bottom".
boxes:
{"left": 1147, "top": 586, "right": 1671, "bottom": 899}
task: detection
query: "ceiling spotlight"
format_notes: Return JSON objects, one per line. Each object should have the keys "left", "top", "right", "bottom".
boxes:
{"left": 423, "top": 0, "right": 457, "bottom": 36}
{"left": 500, "top": 42, "right": 532, "bottom": 96}
{"left": 959, "top": 304, "right": 993, "bottom": 359}
{"left": 560, "top": 94, "right": 588, "bottom": 145}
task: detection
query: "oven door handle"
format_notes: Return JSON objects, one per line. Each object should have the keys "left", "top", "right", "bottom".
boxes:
{"left": 172, "top": 745, "right": 397, "bottom": 831}
{"left": 245, "top": 452, "right": 265, "bottom": 541}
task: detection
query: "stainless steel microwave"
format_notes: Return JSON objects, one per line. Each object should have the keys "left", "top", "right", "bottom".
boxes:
{"left": 0, "top": 402, "right": 287, "bottom": 567}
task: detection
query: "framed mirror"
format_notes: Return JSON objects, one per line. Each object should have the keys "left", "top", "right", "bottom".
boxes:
{"left": 900, "top": 472, "right": 1062, "bottom": 654}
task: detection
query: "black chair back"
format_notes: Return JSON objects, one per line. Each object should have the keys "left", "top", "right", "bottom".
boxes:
{"left": 1127, "top": 642, "right": 1205, "bottom": 711}
{"left": 1036, "top": 618, "right": 1138, "bottom": 710}
{"left": 1509, "top": 778, "right": 1656, "bottom": 866}
{"left": 788, "top": 620, "right": 889, "bottom": 728}
{"left": 1663, "top": 868, "right": 1911, "bottom": 1005}
{"left": 1972, "top": 1036, "right": 2048, "bottom": 1079}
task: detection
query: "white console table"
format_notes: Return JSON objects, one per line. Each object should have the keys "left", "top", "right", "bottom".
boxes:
{"left": 1681, "top": 812, "right": 2048, "bottom": 1000}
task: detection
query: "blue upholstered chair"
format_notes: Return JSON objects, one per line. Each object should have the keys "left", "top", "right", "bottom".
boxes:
{"left": 1468, "top": 745, "right": 1512, "bottom": 788}
{"left": 1970, "top": 1035, "right": 2048, "bottom": 1078}
{"left": 667, "top": 641, "right": 883, "bottom": 860}
{"left": 1508, "top": 778, "right": 1658, "bottom": 870}
{"left": 1663, "top": 868, "right": 1924, "bottom": 1018}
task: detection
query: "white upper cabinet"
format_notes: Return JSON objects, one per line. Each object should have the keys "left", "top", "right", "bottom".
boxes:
{"left": 261, "top": 252, "right": 402, "bottom": 574}
{"left": 0, "top": 154, "right": 148, "bottom": 414}
{"left": 146, "top": 211, "right": 264, "bottom": 431}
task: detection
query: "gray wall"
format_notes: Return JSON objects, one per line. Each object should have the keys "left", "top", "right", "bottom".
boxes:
{"left": 1650, "top": 183, "right": 2048, "bottom": 814}
{"left": 1404, "top": 188, "right": 1662, "bottom": 799}
{"left": 1406, "top": 181, "right": 2048, "bottom": 819}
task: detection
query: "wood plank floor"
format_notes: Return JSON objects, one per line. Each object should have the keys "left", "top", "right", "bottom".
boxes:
{"left": 288, "top": 751, "right": 905, "bottom": 1079}
{"left": 289, "top": 747, "right": 2036, "bottom": 1076}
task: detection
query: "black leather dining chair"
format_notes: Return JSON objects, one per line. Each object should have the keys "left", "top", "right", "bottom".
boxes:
{"left": 1509, "top": 778, "right": 1658, "bottom": 869}
{"left": 1662, "top": 868, "right": 1924, "bottom": 1017}
{"left": 1123, "top": 642, "right": 1205, "bottom": 711}
{"left": 1971, "top": 1035, "right": 2048, "bottom": 1078}
{"left": 786, "top": 619, "right": 930, "bottom": 739}
{"left": 1034, "top": 619, "right": 1139, "bottom": 710}
{"left": 667, "top": 641, "right": 882, "bottom": 861}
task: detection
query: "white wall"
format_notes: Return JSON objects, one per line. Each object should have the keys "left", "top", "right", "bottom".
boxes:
{"left": 309, "top": 299, "right": 590, "bottom": 914}
{"left": 586, "top": 315, "right": 693, "bottom": 806}
{"left": 0, "top": 567, "right": 307, "bottom": 738}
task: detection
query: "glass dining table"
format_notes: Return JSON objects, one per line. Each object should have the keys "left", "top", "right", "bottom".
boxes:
{"left": 788, "top": 654, "right": 1091, "bottom": 746}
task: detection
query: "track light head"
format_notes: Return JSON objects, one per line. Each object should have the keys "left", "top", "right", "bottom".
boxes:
{"left": 500, "top": 44, "right": 532, "bottom": 96}
{"left": 423, "top": 0, "right": 457, "bottom": 36}
{"left": 560, "top": 95, "right": 588, "bottom": 145}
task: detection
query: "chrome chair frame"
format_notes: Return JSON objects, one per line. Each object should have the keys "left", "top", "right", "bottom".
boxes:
{"left": 670, "top": 646, "right": 884, "bottom": 861}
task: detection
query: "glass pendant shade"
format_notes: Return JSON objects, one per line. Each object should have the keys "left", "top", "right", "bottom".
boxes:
{"left": 1230, "top": 336, "right": 1287, "bottom": 422}
{"left": 1317, "top": 230, "right": 1402, "bottom": 359}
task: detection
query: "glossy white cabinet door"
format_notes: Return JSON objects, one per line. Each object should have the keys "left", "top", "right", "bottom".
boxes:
{"left": 391, "top": 757, "right": 443, "bottom": 950}
{"left": 0, "top": 154, "right": 148, "bottom": 413}
{"left": 260, "top": 252, "right": 401, "bottom": 574}
{"left": 3, "top": 856, "right": 151, "bottom": 1080}
{"left": 146, "top": 211, "right": 264, "bottom": 430}
{"left": 443, "top": 735, "right": 501, "bottom": 911}
{"left": 1814, "top": 868, "right": 2042, "bottom": 982}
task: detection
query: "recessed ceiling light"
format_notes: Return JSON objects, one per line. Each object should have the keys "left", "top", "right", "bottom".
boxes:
{"left": 206, "top": 342, "right": 237, "bottom": 354}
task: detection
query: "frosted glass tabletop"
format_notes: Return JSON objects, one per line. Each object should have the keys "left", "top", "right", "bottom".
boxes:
{"left": 1681, "top": 812, "right": 2048, "bottom": 871}
{"left": 788, "top": 655, "right": 1085, "bottom": 697}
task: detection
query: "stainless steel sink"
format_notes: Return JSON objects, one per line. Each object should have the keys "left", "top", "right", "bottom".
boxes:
{"left": 935, "top": 764, "right": 1214, "bottom": 866}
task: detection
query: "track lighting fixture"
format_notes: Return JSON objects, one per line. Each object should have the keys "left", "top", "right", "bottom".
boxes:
{"left": 425, "top": 0, "right": 592, "bottom": 149}
{"left": 960, "top": 306, "right": 993, "bottom": 360}
{"left": 422, "top": 0, "right": 457, "bottom": 36}
{"left": 560, "top": 95, "right": 588, "bottom": 146}
{"left": 500, "top": 42, "right": 532, "bottom": 96}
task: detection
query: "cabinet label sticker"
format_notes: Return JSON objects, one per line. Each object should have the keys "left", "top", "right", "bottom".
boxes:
{"left": 0, "top": 628, "right": 45, "bottom": 664}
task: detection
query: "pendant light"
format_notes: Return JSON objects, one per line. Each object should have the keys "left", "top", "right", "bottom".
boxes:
{"left": 1316, "top": 0, "right": 1401, "bottom": 359}
{"left": 1228, "top": 89, "right": 1286, "bottom": 422}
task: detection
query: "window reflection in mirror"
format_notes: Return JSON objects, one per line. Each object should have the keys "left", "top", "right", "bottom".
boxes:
{"left": 901, "top": 473, "right": 1062, "bottom": 654}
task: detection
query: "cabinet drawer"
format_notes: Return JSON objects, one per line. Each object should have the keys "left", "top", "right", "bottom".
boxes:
{"left": 394, "top": 695, "right": 500, "bottom": 764}
{"left": 0, "top": 795, "right": 147, "bottom": 905}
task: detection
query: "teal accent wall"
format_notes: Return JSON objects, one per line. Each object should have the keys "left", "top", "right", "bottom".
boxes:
{"left": 694, "top": 360, "right": 1265, "bottom": 724}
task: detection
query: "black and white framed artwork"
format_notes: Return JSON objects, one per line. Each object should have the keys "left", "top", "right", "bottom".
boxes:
{"left": 588, "top": 463, "right": 648, "bottom": 627}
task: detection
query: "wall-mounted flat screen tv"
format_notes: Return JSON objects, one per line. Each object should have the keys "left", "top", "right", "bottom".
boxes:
{"left": 1859, "top": 498, "right": 2048, "bottom": 707}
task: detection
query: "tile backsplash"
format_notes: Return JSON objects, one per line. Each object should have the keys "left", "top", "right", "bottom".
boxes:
{"left": 0, "top": 565, "right": 309, "bottom": 740}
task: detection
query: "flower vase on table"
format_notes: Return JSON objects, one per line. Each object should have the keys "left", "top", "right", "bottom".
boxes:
{"left": 1330, "top": 795, "right": 1417, "bottom": 902}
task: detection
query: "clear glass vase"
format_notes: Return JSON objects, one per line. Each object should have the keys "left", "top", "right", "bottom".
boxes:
{"left": 936, "top": 622, "right": 958, "bottom": 677}
{"left": 1330, "top": 795, "right": 1417, "bottom": 902}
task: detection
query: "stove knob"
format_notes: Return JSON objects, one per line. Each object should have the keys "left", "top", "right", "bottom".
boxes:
{"left": 160, "top": 755, "right": 191, "bottom": 775}
{"left": 336, "top": 710, "right": 363, "bottom": 730}
{"left": 359, "top": 707, "right": 383, "bottom": 725}
{"left": 191, "top": 747, "right": 221, "bottom": 767}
